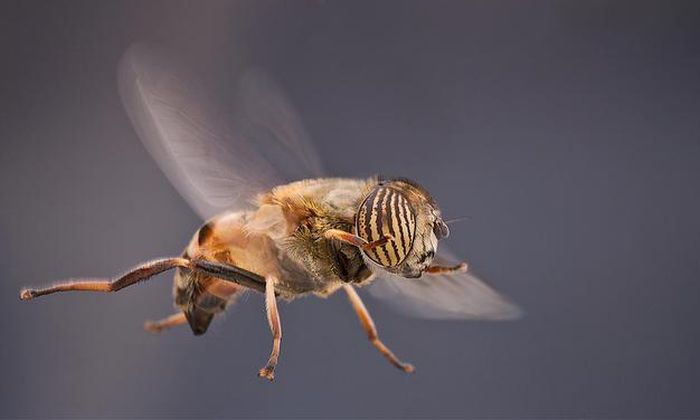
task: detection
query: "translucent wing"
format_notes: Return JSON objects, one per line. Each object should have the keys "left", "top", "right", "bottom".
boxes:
{"left": 367, "top": 246, "right": 522, "bottom": 320}
{"left": 118, "top": 44, "right": 323, "bottom": 220}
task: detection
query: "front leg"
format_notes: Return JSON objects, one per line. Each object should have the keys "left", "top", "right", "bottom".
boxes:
{"left": 323, "top": 228, "right": 391, "bottom": 252}
{"left": 343, "top": 284, "right": 415, "bottom": 373}
{"left": 258, "top": 275, "right": 282, "bottom": 381}
{"left": 425, "top": 262, "right": 468, "bottom": 275}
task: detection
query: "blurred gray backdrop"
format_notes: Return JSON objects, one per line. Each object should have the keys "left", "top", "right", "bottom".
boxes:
{"left": 1, "top": 0, "right": 699, "bottom": 418}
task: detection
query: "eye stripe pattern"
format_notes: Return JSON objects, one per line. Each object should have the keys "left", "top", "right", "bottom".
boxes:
{"left": 385, "top": 191, "right": 401, "bottom": 263}
{"left": 356, "top": 186, "right": 416, "bottom": 267}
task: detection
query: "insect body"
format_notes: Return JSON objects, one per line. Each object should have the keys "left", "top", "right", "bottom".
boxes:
{"left": 19, "top": 45, "right": 520, "bottom": 381}
{"left": 174, "top": 177, "right": 377, "bottom": 337}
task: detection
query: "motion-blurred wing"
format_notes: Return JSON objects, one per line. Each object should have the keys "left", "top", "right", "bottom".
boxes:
{"left": 367, "top": 247, "right": 522, "bottom": 320}
{"left": 118, "top": 44, "right": 323, "bottom": 220}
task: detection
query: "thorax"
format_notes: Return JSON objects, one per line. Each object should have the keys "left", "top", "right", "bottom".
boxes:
{"left": 183, "top": 177, "right": 376, "bottom": 299}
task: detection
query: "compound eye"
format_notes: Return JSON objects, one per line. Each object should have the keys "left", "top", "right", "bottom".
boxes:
{"left": 355, "top": 186, "right": 415, "bottom": 267}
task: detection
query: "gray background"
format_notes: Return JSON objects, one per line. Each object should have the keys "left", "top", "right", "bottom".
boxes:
{"left": 1, "top": 0, "right": 699, "bottom": 418}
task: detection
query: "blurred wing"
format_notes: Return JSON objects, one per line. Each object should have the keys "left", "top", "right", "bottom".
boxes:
{"left": 367, "top": 246, "right": 522, "bottom": 320}
{"left": 118, "top": 44, "right": 323, "bottom": 220}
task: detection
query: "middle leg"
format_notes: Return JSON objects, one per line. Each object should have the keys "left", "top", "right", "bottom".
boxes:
{"left": 258, "top": 275, "right": 282, "bottom": 381}
{"left": 144, "top": 312, "right": 188, "bottom": 333}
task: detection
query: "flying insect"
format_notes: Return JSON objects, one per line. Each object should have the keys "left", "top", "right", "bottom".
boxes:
{"left": 19, "top": 45, "right": 520, "bottom": 381}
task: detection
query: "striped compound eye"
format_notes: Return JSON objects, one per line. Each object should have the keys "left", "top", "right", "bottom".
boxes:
{"left": 355, "top": 186, "right": 416, "bottom": 267}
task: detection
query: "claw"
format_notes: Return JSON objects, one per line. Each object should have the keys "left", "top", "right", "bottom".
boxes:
{"left": 400, "top": 363, "right": 416, "bottom": 373}
{"left": 143, "top": 320, "right": 162, "bottom": 333}
{"left": 19, "top": 289, "right": 35, "bottom": 301}
{"left": 258, "top": 366, "right": 275, "bottom": 381}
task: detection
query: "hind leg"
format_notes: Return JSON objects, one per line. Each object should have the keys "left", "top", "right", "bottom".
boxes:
{"left": 144, "top": 311, "right": 187, "bottom": 333}
{"left": 19, "top": 258, "right": 192, "bottom": 300}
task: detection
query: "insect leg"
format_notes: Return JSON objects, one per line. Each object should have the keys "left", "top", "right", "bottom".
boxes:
{"left": 188, "top": 259, "right": 269, "bottom": 294}
{"left": 425, "top": 262, "right": 468, "bottom": 275}
{"left": 342, "top": 284, "right": 415, "bottom": 373}
{"left": 20, "top": 257, "right": 274, "bottom": 302}
{"left": 258, "top": 275, "right": 282, "bottom": 381}
{"left": 324, "top": 228, "right": 391, "bottom": 252}
{"left": 144, "top": 311, "right": 188, "bottom": 333}
{"left": 19, "top": 257, "right": 192, "bottom": 301}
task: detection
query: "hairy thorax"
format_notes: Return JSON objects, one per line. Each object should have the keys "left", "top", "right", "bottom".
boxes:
{"left": 256, "top": 177, "right": 377, "bottom": 293}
